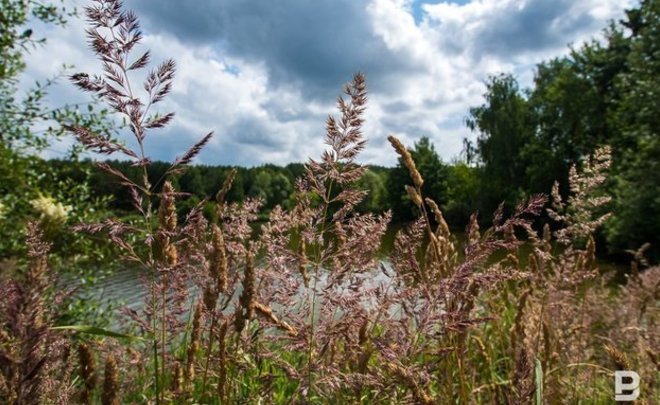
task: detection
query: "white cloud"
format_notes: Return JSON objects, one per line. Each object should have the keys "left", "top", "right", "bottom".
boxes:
{"left": 20, "top": 0, "right": 632, "bottom": 166}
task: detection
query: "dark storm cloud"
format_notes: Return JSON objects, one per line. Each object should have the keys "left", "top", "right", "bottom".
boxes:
{"left": 131, "top": 0, "right": 418, "bottom": 99}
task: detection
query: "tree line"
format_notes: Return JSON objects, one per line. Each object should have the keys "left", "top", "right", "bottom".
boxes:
{"left": 464, "top": 1, "right": 659, "bottom": 261}
{"left": 55, "top": 0, "right": 657, "bottom": 262}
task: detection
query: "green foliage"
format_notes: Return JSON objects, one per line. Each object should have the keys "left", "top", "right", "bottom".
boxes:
{"left": 444, "top": 162, "right": 480, "bottom": 226}
{"left": 356, "top": 168, "right": 389, "bottom": 213}
{"left": 1, "top": 1, "right": 114, "bottom": 154}
{"left": 606, "top": 0, "right": 660, "bottom": 260}
{"left": 466, "top": 0, "right": 659, "bottom": 261}
{"left": 248, "top": 169, "right": 293, "bottom": 209}
{"left": 0, "top": 0, "right": 121, "bottom": 327}
{"left": 0, "top": 0, "right": 70, "bottom": 81}
{"left": 466, "top": 74, "right": 534, "bottom": 214}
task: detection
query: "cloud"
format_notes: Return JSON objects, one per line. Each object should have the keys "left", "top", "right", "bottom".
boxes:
{"left": 421, "top": 0, "right": 631, "bottom": 59}
{"left": 22, "top": 0, "right": 632, "bottom": 166}
{"left": 131, "top": 0, "right": 419, "bottom": 99}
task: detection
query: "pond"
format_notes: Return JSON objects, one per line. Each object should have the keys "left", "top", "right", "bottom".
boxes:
{"left": 84, "top": 225, "right": 626, "bottom": 322}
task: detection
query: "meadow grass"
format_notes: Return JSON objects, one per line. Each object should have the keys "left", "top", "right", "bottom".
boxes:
{"left": 0, "top": 1, "right": 657, "bottom": 404}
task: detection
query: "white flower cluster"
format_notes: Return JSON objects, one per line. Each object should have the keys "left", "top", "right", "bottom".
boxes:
{"left": 30, "top": 196, "right": 72, "bottom": 224}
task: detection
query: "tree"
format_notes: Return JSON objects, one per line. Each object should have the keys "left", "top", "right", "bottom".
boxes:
{"left": 464, "top": 1, "right": 659, "bottom": 262}
{"left": 606, "top": 0, "right": 660, "bottom": 260}
{"left": 356, "top": 168, "right": 388, "bottom": 213}
{"left": 466, "top": 74, "right": 533, "bottom": 213}
{"left": 444, "top": 162, "right": 480, "bottom": 226}
{"left": 0, "top": 1, "right": 114, "bottom": 259}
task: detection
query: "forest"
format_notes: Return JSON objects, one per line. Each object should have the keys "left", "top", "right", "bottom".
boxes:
{"left": 0, "top": 0, "right": 658, "bottom": 403}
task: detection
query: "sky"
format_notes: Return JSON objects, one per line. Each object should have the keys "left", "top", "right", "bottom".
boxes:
{"left": 23, "top": 0, "right": 633, "bottom": 167}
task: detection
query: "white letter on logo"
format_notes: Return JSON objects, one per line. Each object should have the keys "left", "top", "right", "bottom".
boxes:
{"left": 615, "top": 371, "right": 640, "bottom": 401}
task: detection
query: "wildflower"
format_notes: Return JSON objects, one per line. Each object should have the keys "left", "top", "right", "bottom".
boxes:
{"left": 30, "top": 195, "right": 72, "bottom": 224}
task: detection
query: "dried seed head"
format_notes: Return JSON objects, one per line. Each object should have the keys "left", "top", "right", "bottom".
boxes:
{"left": 215, "top": 169, "right": 237, "bottom": 208}
{"left": 158, "top": 181, "right": 178, "bottom": 266}
{"left": 164, "top": 243, "right": 178, "bottom": 267}
{"left": 210, "top": 224, "right": 228, "bottom": 292}
{"left": 217, "top": 320, "right": 229, "bottom": 400}
{"left": 604, "top": 344, "right": 631, "bottom": 370}
{"left": 586, "top": 235, "right": 596, "bottom": 264}
{"left": 234, "top": 308, "right": 246, "bottom": 333}
{"left": 78, "top": 343, "right": 96, "bottom": 404}
{"left": 358, "top": 318, "right": 369, "bottom": 346}
{"left": 101, "top": 354, "right": 119, "bottom": 405}
{"left": 466, "top": 213, "right": 480, "bottom": 247}
{"left": 253, "top": 301, "right": 298, "bottom": 337}
{"left": 202, "top": 286, "right": 217, "bottom": 312}
{"left": 335, "top": 220, "right": 347, "bottom": 246}
{"left": 388, "top": 135, "right": 423, "bottom": 189}
{"left": 26, "top": 221, "right": 50, "bottom": 289}
{"left": 235, "top": 250, "right": 256, "bottom": 332}
{"left": 405, "top": 185, "right": 423, "bottom": 207}
{"left": 383, "top": 362, "right": 433, "bottom": 405}
{"left": 171, "top": 362, "right": 182, "bottom": 395}
{"left": 542, "top": 223, "right": 551, "bottom": 243}
{"left": 243, "top": 251, "right": 256, "bottom": 317}
{"left": 506, "top": 253, "right": 520, "bottom": 267}
{"left": 185, "top": 301, "right": 203, "bottom": 388}
{"left": 425, "top": 198, "right": 450, "bottom": 237}
{"left": 159, "top": 181, "right": 177, "bottom": 232}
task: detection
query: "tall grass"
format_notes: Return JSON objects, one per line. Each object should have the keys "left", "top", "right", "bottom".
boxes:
{"left": 0, "top": 1, "right": 658, "bottom": 403}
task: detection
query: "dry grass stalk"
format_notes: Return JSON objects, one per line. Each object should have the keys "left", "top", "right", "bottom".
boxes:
{"left": 604, "top": 344, "right": 632, "bottom": 370}
{"left": 510, "top": 288, "right": 531, "bottom": 355}
{"left": 215, "top": 168, "right": 237, "bottom": 212}
{"left": 170, "top": 361, "right": 182, "bottom": 396}
{"left": 158, "top": 181, "right": 178, "bottom": 267}
{"left": 405, "top": 185, "right": 423, "bottom": 208}
{"left": 253, "top": 302, "right": 298, "bottom": 337}
{"left": 217, "top": 320, "right": 229, "bottom": 401}
{"left": 388, "top": 135, "right": 423, "bottom": 189}
{"left": 235, "top": 249, "right": 256, "bottom": 332}
{"left": 383, "top": 362, "right": 433, "bottom": 405}
{"left": 297, "top": 239, "right": 309, "bottom": 287}
{"left": 0, "top": 222, "right": 68, "bottom": 403}
{"left": 210, "top": 224, "right": 228, "bottom": 293}
{"left": 101, "top": 354, "right": 119, "bottom": 405}
{"left": 78, "top": 343, "right": 97, "bottom": 404}
{"left": 184, "top": 301, "right": 202, "bottom": 390}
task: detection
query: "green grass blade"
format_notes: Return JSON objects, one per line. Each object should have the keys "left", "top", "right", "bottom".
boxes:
{"left": 51, "top": 325, "right": 144, "bottom": 341}
{"left": 535, "top": 358, "right": 544, "bottom": 405}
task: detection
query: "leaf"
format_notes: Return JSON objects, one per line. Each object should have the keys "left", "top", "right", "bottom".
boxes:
{"left": 51, "top": 325, "right": 144, "bottom": 341}
{"left": 535, "top": 358, "right": 544, "bottom": 405}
